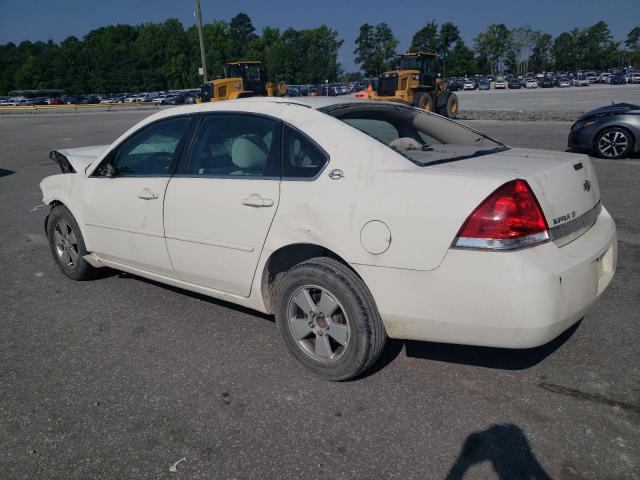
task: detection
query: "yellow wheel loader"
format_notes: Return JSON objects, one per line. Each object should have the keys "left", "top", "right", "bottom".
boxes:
{"left": 369, "top": 52, "right": 459, "bottom": 118}
{"left": 200, "top": 61, "right": 286, "bottom": 102}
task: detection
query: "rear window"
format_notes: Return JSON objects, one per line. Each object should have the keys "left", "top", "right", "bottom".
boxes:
{"left": 282, "top": 125, "right": 328, "bottom": 179}
{"left": 323, "top": 103, "right": 506, "bottom": 166}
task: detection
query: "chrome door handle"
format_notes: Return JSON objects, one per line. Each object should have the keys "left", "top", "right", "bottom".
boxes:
{"left": 137, "top": 189, "right": 159, "bottom": 200}
{"left": 242, "top": 193, "right": 274, "bottom": 208}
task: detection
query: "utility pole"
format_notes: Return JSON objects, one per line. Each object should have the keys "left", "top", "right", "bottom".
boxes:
{"left": 194, "top": 0, "right": 208, "bottom": 83}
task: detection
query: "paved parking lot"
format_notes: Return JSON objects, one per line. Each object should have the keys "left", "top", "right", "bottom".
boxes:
{"left": 1, "top": 111, "right": 639, "bottom": 479}
{"left": 457, "top": 84, "right": 640, "bottom": 112}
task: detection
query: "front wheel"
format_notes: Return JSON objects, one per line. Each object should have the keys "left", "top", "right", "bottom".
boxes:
{"left": 594, "top": 127, "right": 634, "bottom": 159}
{"left": 275, "top": 258, "right": 386, "bottom": 381}
{"left": 47, "top": 205, "right": 98, "bottom": 280}
{"left": 413, "top": 92, "right": 433, "bottom": 112}
{"left": 438, "top": 92, "right": 459, "bottom": 118}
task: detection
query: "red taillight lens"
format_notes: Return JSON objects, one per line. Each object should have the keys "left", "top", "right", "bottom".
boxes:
{"left": 454, "top": 179, "right": 549, "bottom": 250}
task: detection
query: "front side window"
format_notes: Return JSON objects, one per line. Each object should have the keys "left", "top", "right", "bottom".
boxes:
{"left": 185, "top": 114, "right": 280, "bottom": 177}
{"left": 103, "top": 116, "right": 191, "bottom": 177}
{"left": 282, "top": 125, "right": 328, "bottom": 179}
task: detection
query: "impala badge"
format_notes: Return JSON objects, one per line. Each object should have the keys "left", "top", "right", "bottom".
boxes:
{"left": 583, "top": 180, "right": 591, "bottom": 192}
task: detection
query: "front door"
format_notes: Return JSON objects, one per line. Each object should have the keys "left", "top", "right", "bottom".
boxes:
{"left": 83, "top": 115, "right": 192, "bottom": 275}
{"left": 163, "top": 113, "right": 281, "bottom": 296}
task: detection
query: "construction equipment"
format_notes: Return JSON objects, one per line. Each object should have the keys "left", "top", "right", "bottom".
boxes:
{"left": 369, "top": 52, "right": 459, "bottom": 118}
{"left": 200, "top": 61, "right": 286, "bottom": 102}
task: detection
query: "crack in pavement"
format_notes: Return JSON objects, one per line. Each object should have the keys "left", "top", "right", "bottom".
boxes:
{"left": 539, "top": 382, "right": 640, "bottom": 414}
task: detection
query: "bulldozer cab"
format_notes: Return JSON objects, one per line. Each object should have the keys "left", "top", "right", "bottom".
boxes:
{"left": 398, "top": 52, "right": 437, "bottom": 87}
{"left": 224, "top": 61, "right": 267, "bottom": 96}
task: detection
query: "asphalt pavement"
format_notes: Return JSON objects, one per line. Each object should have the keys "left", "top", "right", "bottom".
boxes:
{"left": 1, "top": 111, "right": 639, "bottom": 479}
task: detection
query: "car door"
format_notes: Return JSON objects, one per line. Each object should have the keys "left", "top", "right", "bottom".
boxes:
{"left": 83, "top": 115, "right": 193, "bottom": 276}
{"left": 163, "top": 113, "right": 281, "bottom": 297}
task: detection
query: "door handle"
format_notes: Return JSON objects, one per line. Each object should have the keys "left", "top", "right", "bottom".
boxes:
{"left": 242, "top": 193, "right": 274, "bottom": 208}
{"left": 137, "top": 189, "right": 159, "bottom": 200}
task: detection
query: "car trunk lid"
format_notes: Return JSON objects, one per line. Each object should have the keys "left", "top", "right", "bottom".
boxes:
{"left": 429, "top": 147, "right": 601, "bottom": 245}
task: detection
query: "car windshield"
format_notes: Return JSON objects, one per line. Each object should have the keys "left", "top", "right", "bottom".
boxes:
{"left": 322, "top": 103, "right": 507, "bottom": 166}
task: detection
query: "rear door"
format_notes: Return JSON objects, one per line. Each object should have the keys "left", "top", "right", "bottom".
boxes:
{"left": 163, "top": 113, "right": 281, "bottom": 296}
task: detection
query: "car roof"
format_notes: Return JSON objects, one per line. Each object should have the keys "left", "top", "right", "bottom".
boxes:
{"left": 233, "top": 96, "right": 379, "bottom": 110}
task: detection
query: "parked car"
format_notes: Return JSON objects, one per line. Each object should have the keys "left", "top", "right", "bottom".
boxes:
{"left": 40, "top": 97, "right": 617, "bottom": 380}
{"left": 507, "top": 78, "right": 522, "bottom": 89}
{"left": 573, "top": 75, "right": 590, "bottom": 87}
{"left": 569, "top": 102, "right": 639, "bottom": 159}
{"left": 556, "top": 77, "right": 571, "bottom": 88}
{"left": 525, "top": 79, "right": 538, "bottom": 88}
{"left": 494, "top": 77, "right": 506, "bottom": 89}
{"left": 541, "top": 77, "right": 555, "bottom": 88}
{"left": 478, "top": 79, "right": 491, "bottom": 90}
{"left": 609, "top": 75, "right": 625, "bottom": 85}
{"left": 462, "top": 79, "right": 477, "bottom": 90}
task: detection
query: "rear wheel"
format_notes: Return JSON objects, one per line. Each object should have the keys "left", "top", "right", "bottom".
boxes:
{"left": 413, "top": 92, "right": 433, "bottom": 112}
{"left": 275, "top": 257, "right": 386, "bottom": 381}
{"left": 594, "top": 127, "right": 634, "bottom": 159}
{"left": 47, "top": 205, "right": 97, "bottom": 280}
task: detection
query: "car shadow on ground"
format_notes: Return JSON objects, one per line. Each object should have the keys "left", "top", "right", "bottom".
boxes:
{"left": 444, "top": 423, "right": 552, "bottom": 479}
{"left": 361, "top": 321, "right": 581, "bottom": 379}
{"left": 111, "top": 270, "right": 578, "bottom": 376}
{"left": 115, "top": 271, "right": 274, "bottom": 322}
{"left": 0, "top": 168, "right": 16, "bottom": 177}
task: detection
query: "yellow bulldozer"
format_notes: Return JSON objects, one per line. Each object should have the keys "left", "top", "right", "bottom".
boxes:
{"left": 369, "top": 52, "right": 459, "bottom": 118}
{"left": 200, "top": 61, "right": 287, "bottom": 102}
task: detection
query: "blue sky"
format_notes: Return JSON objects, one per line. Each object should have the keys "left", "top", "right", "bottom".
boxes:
{"left": 1, "top": 0, "right": 638, "bottom": 71}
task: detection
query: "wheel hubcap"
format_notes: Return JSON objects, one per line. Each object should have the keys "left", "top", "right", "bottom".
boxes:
{"left": 599, "top": 130, "right": 628, "bottom": 158}
{"left": 53, "top": 220, "right": 79, "bottom": 267}
{"left": 287, "top": 285, "right": 350, "bottom": 363}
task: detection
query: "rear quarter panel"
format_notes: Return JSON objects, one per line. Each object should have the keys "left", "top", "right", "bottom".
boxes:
{"left": 264, "top": 107, "right": 506, "bottom": 271}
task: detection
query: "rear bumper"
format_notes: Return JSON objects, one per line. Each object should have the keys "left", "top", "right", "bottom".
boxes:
{"left": 353, "top": 207, "right": 617, "bottom": 348}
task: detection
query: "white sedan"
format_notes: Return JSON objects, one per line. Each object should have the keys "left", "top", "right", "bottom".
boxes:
{"left": 40, "top": 97, "right": 617, "bottom": 380}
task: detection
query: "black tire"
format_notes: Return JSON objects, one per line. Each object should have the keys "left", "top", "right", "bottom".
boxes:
{"left": 439, "top": 92, "right": 459, "bottom": 118}
{"left": 593, "top": 127, "right": 634, "bottom": 159}
{"left": 275, "top": 257, "right": 387, "bottom": 381}
{"left": 413, "top": 92, "right": 433, "bottom": 112}
{"left": 46, "top": 205, "right": 97, "bottom": 281}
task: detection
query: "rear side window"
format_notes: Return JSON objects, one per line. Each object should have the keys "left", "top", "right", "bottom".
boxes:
{"left": 282, "top": 125, "right": 328, "bottom": 179}
{"left": 185, "top": 114, "right": 281, "bottom": 177}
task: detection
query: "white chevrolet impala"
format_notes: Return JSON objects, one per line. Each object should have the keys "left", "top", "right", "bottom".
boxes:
{"left": 40, "top": 97, "right": 617, "bottom": 380}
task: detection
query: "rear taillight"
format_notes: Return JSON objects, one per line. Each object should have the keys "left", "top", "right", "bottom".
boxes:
{"left": 453, "top": 179, "right": 549, "bottom": 250}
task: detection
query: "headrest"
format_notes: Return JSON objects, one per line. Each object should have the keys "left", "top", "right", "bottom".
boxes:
{"left": 231, "top": 135, "right": 268, "bottom": 171}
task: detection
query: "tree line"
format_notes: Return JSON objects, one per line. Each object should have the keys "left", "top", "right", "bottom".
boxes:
{"left": 0, "top": 13, "right": 342, "bottom": 95}
{"left": 0, "top": 13, "right": 638, "bottom": 95}
{"left": 355, "top": 21, "right": 640, "bottom": 78}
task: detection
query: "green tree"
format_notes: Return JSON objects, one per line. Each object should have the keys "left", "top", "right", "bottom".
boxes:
{"left": 474, "top": 24, "right": 512, "bottom": 76}
{"left": 625, "top": 26, "right": 640, "bottom": 66}
{"left": 446, "top": 40, "right": 476, "bottom": 76}
{"left": 410, "top": 21, "right": 438, "bottom": 53}
{"left": 354, "top": 23, "right": 398, "bottom": 76}
{"left": 552, "top": 30, "right": 579, "bottom": 71}
{"left": 228, "top": 13, "right": 257, "bottom": 59}
{"left": 530, "top": 32, "right": 553, "bottom": 72}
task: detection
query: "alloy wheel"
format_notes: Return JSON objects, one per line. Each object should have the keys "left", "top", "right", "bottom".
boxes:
{"left": 287, "top": 285, "right": 350, "bottom": 363}
{"left": 598, "top": 130, "right": 629, "bottom": 158}
{"left": 53, "top": 220, "right": 79, "bottom": 267}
